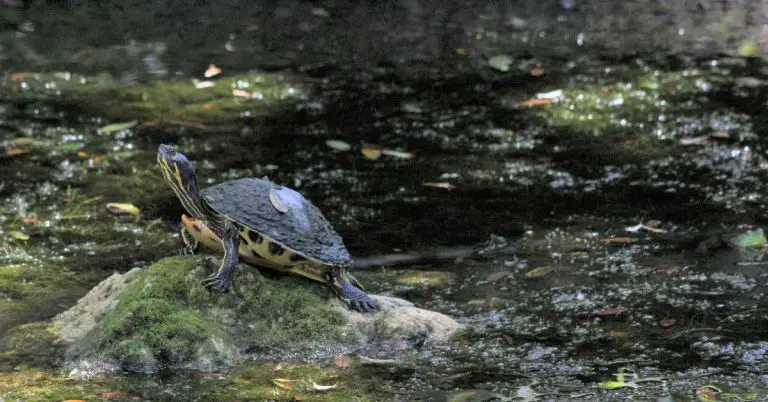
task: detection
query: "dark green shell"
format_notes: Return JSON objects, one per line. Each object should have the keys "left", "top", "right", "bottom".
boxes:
{"left": 201, "top": 178, "right": 352, "bottom": 265}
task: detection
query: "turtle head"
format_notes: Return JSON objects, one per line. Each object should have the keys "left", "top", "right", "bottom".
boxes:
{"left": 158, "top": 144, "right": 206, "bottom": 218}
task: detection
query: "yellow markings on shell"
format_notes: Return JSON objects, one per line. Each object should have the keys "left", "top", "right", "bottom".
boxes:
{"left": 180, "top": 215, "right": 328, "bottom": 284}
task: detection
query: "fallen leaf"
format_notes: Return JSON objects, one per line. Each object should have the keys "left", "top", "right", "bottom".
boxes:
{"left": 294, "top": 396, "right": 306, "bottom": 401}
{"left": 76, "top": 150, "right": 89, "bottom": 158}
{"left": 334, "top": 355, "right": 352, "bottom": 369}
{"left": 195, "top": 80, "right": 216, "bottom": 89}
{"left": 103, "top": 391, "right": 122, "bottom": 398}
{"left": 89, "top": 155, "right": 107, "bottom": 168}
{"left": 645, "top": 220, "right": 662, "bottom": 227}
{"left": 232, "top": 89, "right": 252, "bottom": 98}
{"left": 679, "top": 135, "right": 710, "bottom": 146}
{"left": 273, "top": 378, "right": 297, "bottom": 391}
{"left": 519, "top": 98, "right": 553, "bottom": 106}
{"left": 11, "top": 72, "right": 30, "bottom": 81}
{"left": 23, "top": 216, "right": 40, "bottom": 225}
{"left": 274, "top": 362, "right": 284, "bottom": 370}
{"left": 710, "top": 130, "right": 730, "bottom": 139}
{"left": 524, "top": 265, "right": 554, "bottom": 279}
{"left": 204, "top": 64, "right": 222, "bottom": 78}
{"left": 488, "top": 54, "right": 513, "bottom": 72}
{"left": 9, "top": 231, "right": 30, "bottom": 241}
{"left": 6, "top": 148, "right": 27, "bottom": 157}
{"left": 12, "top": 137, "right": 36, "bottom": 146}
{"left": 423, "top": 182, "right": 455, "bottom": 190}
{"left": 600, "top": 237, "right": 632, "bottom": 244}
{"left": 361, "top": 147, "right": 382, "bottom": 160}
{"left": 660, "top": 317, "right": 676, "bottom": 327}
{"left": 536, "top": 89, "right": 564, "bottom": 100}
{"left": 98, "top": 120, "right": 138, "bottom": 134}
{"left": 381, "top": 148, "right": 414, "bottom": 159}
{"left": 325, "top": 139, "right": 351, "bottom": 152}
{"left": 597, "top": 307, "right": 627, "bottom": 316}
{"left": 269, "top": 188, "right": 288, "bottom": 213}
{"left": 312, "top": 381, "right": 338, "bottom": 391}
{"left": 530, "top": 67, "right": 545, "bottom": 76}
{"left": 106, "top": 203, "right": 140, "bottom": 216}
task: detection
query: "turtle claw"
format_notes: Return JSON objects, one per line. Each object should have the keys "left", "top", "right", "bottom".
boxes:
{"left": 333, "top": 272, "right": 380, "bottom": 313}
{"left": 350, "top": 297, "right": 380, "bottom": 313}
{"left": 202, "top": 274, "right": 230, "bottom": 292}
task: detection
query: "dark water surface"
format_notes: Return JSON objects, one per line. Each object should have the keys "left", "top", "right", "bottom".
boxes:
{"left": 4, "top": 2, "right": 768, "bottom": 401}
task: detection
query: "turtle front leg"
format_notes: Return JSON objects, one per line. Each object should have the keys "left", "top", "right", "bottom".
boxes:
{"left": 202, "top": 224, "right": 240, "bottom": 292}
{"left": 328, "top": 268, "right": 380, "bottom": 313}
{"left": 178, "top": 224, "right": 199, "bottom": 256}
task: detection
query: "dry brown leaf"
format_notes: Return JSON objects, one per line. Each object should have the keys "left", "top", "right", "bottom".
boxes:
{"left": 273, "top": 378, "right": 297, "bottom": 391}
{"left": 679, "top": 135, "right": 709, "bottom": 146}
{"left": 423, "top": 182, "right": 456, "bottom": 190}
{"left": 334, "top": 355, "right": 352, "bottom": 369}
{"left": 11, "top": 72, "right": 30, "bottom": 81}
{"left": 293, "top": 396, "right": 306, "bottom": 401}
{"left": 519, "top": 98, "right": 553, "bottom": 106}
{"left": 76, "top": 150, "right": 89, "bottom": 158}
{"left": 6, "top": 148, "right": 27, "bottom": 157}
{"left": 12, "top": 137, "right": 36, "bottom": 146}
{"left": 600, "top": 237, "right": 632, "bottom": 244}
{"left": 89, "top": 155, "right": 107, "bottom": 167}
{"left": 710, "top": 130, "right": 730, "bottom": 139}
{"left": 361, "top": 147, "right": 382, "bottom": 160}
{"left": 106, "top": 203, "right": 140, "bottom": 216}
{"left": 597, "top": 307, "right": 627, "bottom": 316}
{"left": 524, "top": 265, "right": 554, "bottom": 279}
{"left": 195, "top": 80, "right": 216, "bottom": 89}
{"left": 23, "top": 216, "right": 40, "bottom": 225}
{"left": 645, "top": 220, "right": 662, "bottom": 227}
{"left": 312, "top": 381, "right": 338, "bottom": 391}
{"left": 202, "top": 102, "right": 215, "bottom": 110}
{"left": 233, "top": 89, "right": 252, "bottom": 98}
{"left": 103, "top": 391, "right": 122, "bottom": 398}
{"left": 530, "top": 67, "right": 545, "bottom": 76}
{"left": 660, "top": 317, "right": 677, "bottom": 328}
{"left": 204, "top": 64, "right": 222, "bottom": 78}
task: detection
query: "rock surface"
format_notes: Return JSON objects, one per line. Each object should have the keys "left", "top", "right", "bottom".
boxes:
{"left": 53, "top": 256, "right": 462, "bottom": 373}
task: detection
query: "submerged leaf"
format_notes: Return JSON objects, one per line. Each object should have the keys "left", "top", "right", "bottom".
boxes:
{"left": 381, "top": 148, "right": 414, "bottom": 159}
{"left": 106, "top": 203, "right": 140, "bottom": 216}
{"left": 524, "top": 266, "right": 553, "bottom": 279}
{"left": 98, "top": 120, "right": 137, "bottom": 134}
{"left": 273, "top": 378, "right": 298, "bottom": 390}
{"left": 312, "top": 381, "right": 338, "bottom": 391}
{"left": 9, "top": 231, "right": 30, "bottom": 241}
{"left": 325, "top": 139, "right": 351, "bottom": 152}
{"left": 423, "top": 182, "right": 455, "bottom": 190}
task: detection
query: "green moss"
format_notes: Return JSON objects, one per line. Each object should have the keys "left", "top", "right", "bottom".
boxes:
{"left": 0, "top": 322, "right": 64, "bottom": 371}
{"left": 68, "top": 256, "right": 350, "bottom": 371}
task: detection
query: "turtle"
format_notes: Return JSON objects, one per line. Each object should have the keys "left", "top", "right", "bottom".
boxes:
{"left": 157, "top": 144, "right": 380, "bottom": 313}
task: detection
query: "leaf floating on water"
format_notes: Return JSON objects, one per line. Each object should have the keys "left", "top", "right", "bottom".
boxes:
{"left": 23, "top": 216, "right": 40, "bottom": 225}
{"left": 488, "top": 54, "right": 513, "bottom": 72}
{"left": 269, "top": 188, "right": 288, "bottom": 213}
{"left": 325, "top": 139, "right": 351, "bottom": 152}
{"left": 334, "top": 354, "right": 352, "bottom": 369}
{"left": 293, "top": 396, "right": 306, "bottom": 401}
{"left": 530, "top": 67, "right": 545, "bottom": 76}
{"left": 106, "top": 203, "right": 140, "bottom": 216}
{"left": 9, "top": 231, "right": 30, "bottom": 241}
{"left": 312, "top": 381, "right": 338, "bottom": 391}
{"left": 660, "top": 317, "right": 677, "bottom": 327}
{"left": 204, "top": 64, "right": 222, "bottom": 78}
{"left": 12, "top": 137, "right": 36, "bottom": 146}
{"left": 361, "top": 146, "right": 382, "bottom": 160}
{"left": 195, "top": 80, "right": 217, "bottom": 89}
{"left": 98, "top": 120, "right": 137, "bottom": 134}
{"left": 423, "top": 182, "right": 455, "bottom": 190}
{"left": 519, "top": 98, "right": 553, "bottom": 107}
{"left": 679, "top": 135, "right": 710, "bottom": 146}
{"left": 734, "top": 228, "right": 767, "bottom": 248}
{"left": 381, "top": 148, "right": 414, "bottom": 159}
{"left": 11, "top": 72, "right": 31, "bottom": 81}
{"left": 76, "top": 150, "right": 89, "bottom": 158}
{"left": 5, "top": 148, "right": 27, "bottom": 157}
{"left": 524, "top": 265, "right": 554, "bottom": 279}
{"left": 232, "top": 89, "right": 252, "bottom": 98}
{"left": 272, "top": 378, "right": 297, "bottom": 390}
{"left": 600, "top": 236, "right": 632, "bottom": 245}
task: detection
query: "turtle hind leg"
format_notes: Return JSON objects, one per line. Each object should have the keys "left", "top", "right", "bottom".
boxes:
{"left": 202, "top": 225, "right": 241, "bottom": 292}
{"left": 328, "top": 268, "right": 380, "bottom": 313}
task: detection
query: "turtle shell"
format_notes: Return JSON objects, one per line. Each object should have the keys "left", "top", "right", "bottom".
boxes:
{"left": 201, "top": 177, "right": 352, "bottom": 265}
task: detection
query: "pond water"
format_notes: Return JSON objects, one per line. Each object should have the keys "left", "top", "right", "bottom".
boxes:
{"left": 4, "top": 2, "right": 768, "bottom": 401}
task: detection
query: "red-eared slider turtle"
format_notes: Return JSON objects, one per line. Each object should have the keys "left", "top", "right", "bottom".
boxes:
{"left": 157, "top": 144, "right": 380, "bottom": 313}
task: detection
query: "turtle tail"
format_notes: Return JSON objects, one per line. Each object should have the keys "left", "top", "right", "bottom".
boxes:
{"left": 328, "top": 267, "right": 380, "bottom": 313}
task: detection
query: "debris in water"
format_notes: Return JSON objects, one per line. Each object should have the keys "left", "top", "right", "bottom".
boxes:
{"left": 106, "top": 202, "right": 140, "bottom": 216}
{"left": 488, "top": 54, "right": 513, "bottom": 72}
{"left": 325, "top": 139, "right": 351, "bottom": 152}
{"left": 204, "top": 64, "right": 222, "bottom": 78}
{"left": 423, "top": 182, "right": 455, "bottom": 190}
{"left": 195, "top": 80, "right": 216, "bottom": 89}
{"left": 361, "top": 146, "right": 382, "bottom": 160}
{"left": 334, "top": 354, "right": 352, "bottom": 369}
{"left": 311, "top": 382, "right": 338, "bottom": 391}
{"left": 524, "top": 265, "right": 554, "bottom": 279}
{"left": 660, "top": 317, "right": 677, "bottom": 327}
{"left": 530, "top": 67, "right": 545, "bottom": 76}
{"left": 381, "top": 148, "right": 414, "bottom": 159}
{"left": 600, "top": 236, "right": 632, "bottom": 244}
{"left": 272, "top": 378, "right": 297, "bottom": 390}
{"left": 9, "top": 230, "right": 30, "bottom": 241}
{"left": 232, "top": 89, "right": 252, "bottom": 98}
{"left": 98, "top": 120, "right": 138, "bottom": 134}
